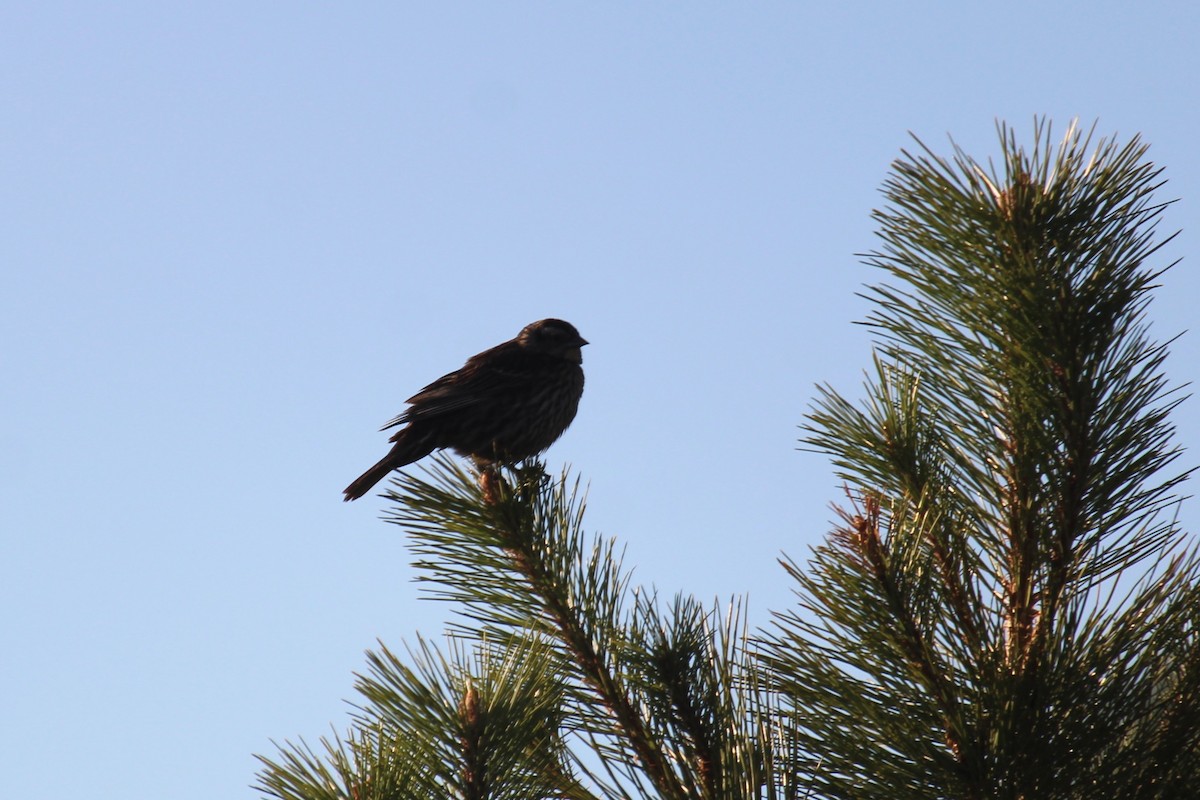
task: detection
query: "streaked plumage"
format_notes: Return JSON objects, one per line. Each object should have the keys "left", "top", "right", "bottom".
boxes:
{"left": 343, "top": 319, "right": 587, "bottom": 501}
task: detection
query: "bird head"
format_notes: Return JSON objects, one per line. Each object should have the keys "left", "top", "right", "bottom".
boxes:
{"left": 519, "top": 318, "right": 588, "bottom": 364}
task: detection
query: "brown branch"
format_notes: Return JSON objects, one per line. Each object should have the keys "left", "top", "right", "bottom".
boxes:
{"left": 459, "top": 681, "right": 487, "bottom": 800}
{"left": 843, "top": 492, "right": 978, "bottom": 790}
{"left": 663, "top": 661, "right": 719, "bottom": 798}
{"left": 487, "top": 471, "right": 682, "bottom": 800}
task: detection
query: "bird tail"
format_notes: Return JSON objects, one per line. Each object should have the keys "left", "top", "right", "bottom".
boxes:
{"left": 342, "top": 430, "right": 436, "bottom": 501}
{"left": 342, "top": 456, "right": 397, "bottom": 501}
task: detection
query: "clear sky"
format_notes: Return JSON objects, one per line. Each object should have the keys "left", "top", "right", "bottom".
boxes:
{"left": 3, "top": 3, "right": 1198, "bottom": 798}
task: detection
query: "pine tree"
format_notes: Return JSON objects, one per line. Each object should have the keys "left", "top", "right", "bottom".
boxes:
{"left": 257, "top": 460, "right": 791, "bottom": 800}
{"left": 256, "top": 120, "right": 1199, "bottom": 799}
{"left": 761, "top": 119, "right": 1200, "bottom": 799}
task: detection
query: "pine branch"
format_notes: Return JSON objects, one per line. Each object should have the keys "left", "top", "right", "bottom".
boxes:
{"left": 385, "top": 457, "right": 687, "bottom": 800}
{"left": 766, "top": 118, "right": 1200, "bottom": 798}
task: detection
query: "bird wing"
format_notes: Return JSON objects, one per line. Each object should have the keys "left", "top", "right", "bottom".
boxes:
{"left": 378, "top": 341, "right": 529, "bottom": 430}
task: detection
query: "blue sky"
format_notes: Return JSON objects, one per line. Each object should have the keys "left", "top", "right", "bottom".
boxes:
{"left": 3, "top": 3, "right": 1198, "bottom": 798}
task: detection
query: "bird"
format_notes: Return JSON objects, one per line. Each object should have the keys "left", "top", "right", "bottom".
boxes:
{"left": 343, "top": 318, "right": 587, "bottom": 501}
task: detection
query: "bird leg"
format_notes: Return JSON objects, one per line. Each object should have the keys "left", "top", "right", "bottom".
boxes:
{"left": 479, "top": 465, "right": 503, "bottom": 506}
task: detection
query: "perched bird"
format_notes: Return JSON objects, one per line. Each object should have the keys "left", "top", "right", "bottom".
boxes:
{"left": 343, "top": 318, "right": 587, "bottom": 501}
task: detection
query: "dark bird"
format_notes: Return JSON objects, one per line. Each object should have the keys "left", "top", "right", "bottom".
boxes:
{"left": 343, "top": 318, "right": 587, "bottom": 501}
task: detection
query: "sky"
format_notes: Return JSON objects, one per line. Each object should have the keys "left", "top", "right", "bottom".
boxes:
{"left": 3, "top": 3, "right": 1198, "bottom": 798}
